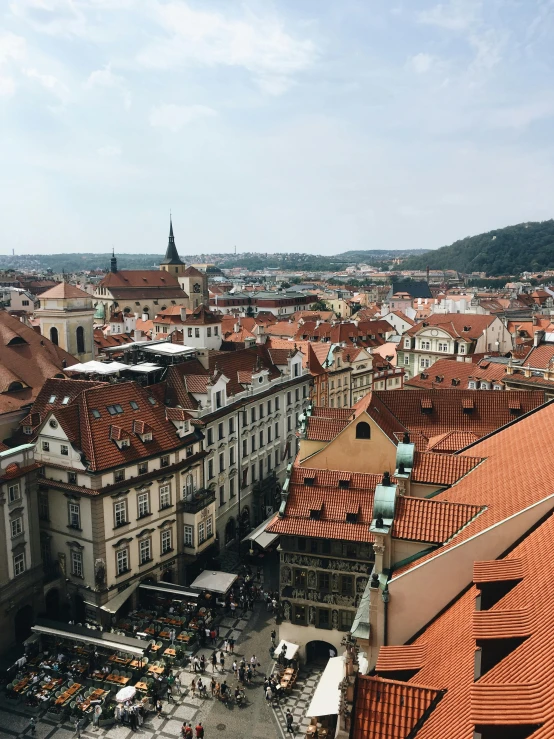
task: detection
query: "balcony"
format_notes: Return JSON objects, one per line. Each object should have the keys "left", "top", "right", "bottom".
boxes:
{"left": 179, "top": 488, "right": 215, "bottom": 514}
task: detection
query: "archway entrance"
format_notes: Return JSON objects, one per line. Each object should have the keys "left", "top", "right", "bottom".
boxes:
{"left": 225, "top": 517, "right": 236, "bottom": 545}
{"left": 306, "top": 640, "right": 337, "bottom": 665}
{"left": 14, "top": 605, "right": 34, "bottom": 645}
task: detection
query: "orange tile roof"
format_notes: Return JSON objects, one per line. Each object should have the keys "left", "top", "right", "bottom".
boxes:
{"left": 312, "top": 406, "right": 352, "bottom": 420}
{"left": 426, "top": 430, "right": 480, "bottom": 452}
{"left": 410, "top": 451, "right": 483, "bottom": 485}
{"left": 375, "top": 644, "right": 428, "bottom": 673}
{"left": 305, "top": 416, "right": 350, "bottom": 441}
{"left": 404, "top": 313, "right": 497, "bottom": 340}
{"left": 385, "top": 510, "right": 554, "bottom": 739}
{"left": 473, "top": 609, "right": 532, "bottom": 639}
{"left": 406, "top": 357, "right": 508, "bottom": 390}
{"left": 392, "top": 496, "right": 484, "bottom": 544}
{"left": 40, "top": 282, "right": 91, "bottom": 299}
{"left": 353, "top": 675, "right": 443, "bottom": 739}
{"left": 473, "top": 558, "right": 524, "bottom": 583}
{"left": 520, "top": 343, "right": 554, "bottom": 369}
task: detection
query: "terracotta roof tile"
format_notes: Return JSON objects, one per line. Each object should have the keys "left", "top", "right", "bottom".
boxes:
{"left": 305, "top": 416, "right": 350, "bottom": 441}
{"left": 405, "top": 313, "right": 497, "bottom": 340}
{"left": 410, "top": 451, "right": 483, "bottom": 485}
{"left": 473, "top": 558, "right": 525, "bottom": 584}
{"left": 375, "top": 644, "right": 428, "bottom": 673}
{"left": 392, "top": 496, "right": 484, "bottom": 544}
{"left": 39, "top": 282, "right": 91, "bottom": 299}
{"left": 353, "top": 675, "right": 443, "bottom": 739}
{"left": 473, "top": 609, "right": 532, "bottom": 639}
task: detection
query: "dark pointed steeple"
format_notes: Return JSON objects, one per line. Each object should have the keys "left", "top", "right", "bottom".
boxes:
{"left": 161, "top": 214, "right": 184, "bottom": 265}
{"left": 110, "top": 248, "right": 118, "bottom": 273}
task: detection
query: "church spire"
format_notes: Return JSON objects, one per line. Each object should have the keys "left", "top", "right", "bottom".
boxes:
{"left": 161, "top": 214, "right": 184, "bottom": 265}
{"left": 110, "top": 247, "right": 118, "bottom": 273}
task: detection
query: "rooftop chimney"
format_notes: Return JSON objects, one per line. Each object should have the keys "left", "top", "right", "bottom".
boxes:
{"left": 382, "top": 471, "right": 391, "bottom": 486}
{"left": 402, "top": 431, "right": 410, "bottom": 444}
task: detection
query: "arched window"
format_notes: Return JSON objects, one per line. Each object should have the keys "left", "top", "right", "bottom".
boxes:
{"left": 50, "top": 327, "right": 58, "bottom": 346}
{"left": 76, "top": 326, "right": 85, "bottom": 354}
{"left": 184, "top": 474, "right": 195, "bottom": 499}
{"left": 355, "top": 421, "right": 371, "bottom": 439}
{"left": 8, "top": 382, "right": 24, "bottom": 392}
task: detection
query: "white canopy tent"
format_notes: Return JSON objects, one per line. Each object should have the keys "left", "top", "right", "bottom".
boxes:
{"left": 100, "top": 581, "right": 139, "bottom": 615}
{"left": 242, "top": 513, "right": 279, "bottom": 550}
{"left": 274, "top": 640, "right": 300, "bottom": 661}
{"left": 66, "top": 361, "right": 128, "bottom": 375}
{"left": 190, "top": 570, "right": 238, "bottom": 595}
{"left": 307, "top": 655, "right": 345, "bottom": 718}
{"left": 142, "top": 344, "right": 196, "bottom": 357}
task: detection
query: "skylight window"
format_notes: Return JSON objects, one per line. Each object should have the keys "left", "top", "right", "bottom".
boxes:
{"left": 92, "top": 409, "right": 101, "bottom": 419}
{"left": 148, "top": 397, "right": 156, "bottom": 406}
{"left": 62, "top": 396, "right": 70, "bottom": 405}
{"left": 107, "top": 405, "right": 117, "bottom": 415}
{"left": 48, "top": 395, "right": 56, "bottom": 403}
{"left": 130, "top": 401, "right": 139, "bottom": 410}
{"left": 114, "top": 404, "right": 123, "bottom": 413}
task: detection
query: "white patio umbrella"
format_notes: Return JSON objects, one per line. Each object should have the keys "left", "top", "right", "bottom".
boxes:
{"left": 115, "top": 686, "right": 136, "bottom": 702}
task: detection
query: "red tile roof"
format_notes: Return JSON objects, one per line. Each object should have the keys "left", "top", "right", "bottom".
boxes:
{"left": 426, "top": 431, "right": 480, "bottom": 452}
{"left": 404, "top": 313, "right": 497, "bottom": 340}
{"left": 520, "top": 343, "right": 554, "bottom": 369}
{"left": 410, "top": 451, "right": 483, "bottom": 485}
{"left": 386, "top": 510, "right": 554, "bottom": 739}
{"left": 312, "top": 406, "right": 352, "bottom": 420}
{"left": 353, "top": 675, "right": 443, "bottom": 739}
{"left": 392, "top": 496, "right": 484, "bottom": 544}
{"left": 406, "top": 357, "right": 508, "bottom": 390}
{"left": 305, "top": 416, "right": 350, "bottom": 441}
{"left": 40, "top": 282, "right": 91, "bottom": 299}
{"left": 375, "top": 644, "right": 428, "bottom": 673}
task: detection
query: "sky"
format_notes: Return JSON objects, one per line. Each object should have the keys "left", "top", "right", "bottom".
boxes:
{"left": 1, "top": 0, "right": 554, "bottom": 256}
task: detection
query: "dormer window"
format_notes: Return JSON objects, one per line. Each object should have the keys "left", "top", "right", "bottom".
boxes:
{"left": 120, "top": 438, "right": 130, "bottom": 449}
{"left": 309, "top": 509, "right": 321, "bottom": 520}
{"left": 143, "top": 432, "right": 152, "bottom": 442}
{"left": 23, "top": 426, "right": 32, "bottom": 435}
{"left": 346, "top": 512, "right": 358, "bottom": 523}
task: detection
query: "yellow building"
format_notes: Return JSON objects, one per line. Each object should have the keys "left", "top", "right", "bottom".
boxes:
{"left": 37, "top": 282, "right": 95, "bottom": 362}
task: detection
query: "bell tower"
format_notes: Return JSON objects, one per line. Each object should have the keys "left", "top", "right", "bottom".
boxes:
{"left": 37, "top": 282, "right": 95, "bottom": 362}
{"left": 160, "top": 216, "right": 187, "bottom": 276}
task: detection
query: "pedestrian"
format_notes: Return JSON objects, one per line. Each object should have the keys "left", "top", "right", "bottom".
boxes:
{"left": 92, "top": 704, "right": 102, "bottom": 731}
{"left": 191, "top": 678, "right": 196, "bottom": 696}
{"left": 29, "top": 718, "right": 36, "bottom": 735}
{"left": 286, "top": 711, "right": 294, "bottom": 734}
{"left": 195, "top": 721, "right": 204, "bottom": 738}
{"left": 223, "top": 638, "right": 229, "bottom": 653}
{"left": 205, "top": 627, "right": 211, "bottom": 643}
{"left": 229, "top": 637, "right": 235, "bottom": 653}
{"left": 74, "top": 718, "right": 84, "bottom": 738}
{"left": 211, "top": 652, "right": 217, "bottom": 672}
{"left": 129, "top": 708, "right": 138, "bottom": 732}
{"left": 167, "top": 682, "right": 173, "bottom": 702}
{"left": 210, "top": 628, "right": 216, "bottom": 645}
{"left": 184, "top": 723, "right": 193, "bottom": 739}
{"left": 271, "top": 629, "right": 277, "bottom": 648}
{"left": 219, "top": 652, "right": 225, "bottom": 672}
{"left": 200, "top": 654, "right": 206, "bottom": 672}
{"left": 250, "top": 654, "right": 257, "bottom": 673}
{"left": 156, "top": 698, "right": 162, "bottom": 718}
{"left": 210, "top": 676, "right": 216, "bottom": 696}
{"left": 170, "top": 628, "right": 176, "bottom": 645}
{"left": 265, "top": 685, "right": 273, "bottom": 705}
{"left": 193, "top": 655, "right": 200, "bottom": 673}
{"left": 232, "top": 660, "right": 238, "bottom": 677}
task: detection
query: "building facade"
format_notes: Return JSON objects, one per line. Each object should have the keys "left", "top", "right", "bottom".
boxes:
{"left": 37, "top": 282, "right": 95, "bottom": 363}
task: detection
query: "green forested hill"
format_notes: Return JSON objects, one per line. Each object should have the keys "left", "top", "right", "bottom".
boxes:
{"left": 402, "top": 220, "right": 554, "bottom": 276}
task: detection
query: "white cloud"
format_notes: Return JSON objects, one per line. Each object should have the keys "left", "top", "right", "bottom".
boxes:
{"left": 149, "top": 104, "right": 217, "bottom": 133}
{"left": 85, "top": 64, "right": 131, "bottom": 108}
{"left": 0, "top": 32, "right": 26, "bottom": 97}
{"left": 417, "top": 0, "right": 481, "bottom": 31}
{"left": 97, "top": 145, "right": 121, "bottom": 157}
{"left": 407, "top": 52, "right": 434, "bottom": 74}
{"left": 9, "top": 0, "right": 87, "bottom": 37}
{"left": 137, "top": 2, "right": 316, "bottom": 95}
{"left": 25, "top": 67, "right": 69, "bottom": 100}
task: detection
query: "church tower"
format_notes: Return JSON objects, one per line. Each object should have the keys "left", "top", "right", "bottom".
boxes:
{"left": 160, "top": 216, "right": 187, "bottom": 277}
{"left": 37, "top": 282, "right": 95, "bottom": 362}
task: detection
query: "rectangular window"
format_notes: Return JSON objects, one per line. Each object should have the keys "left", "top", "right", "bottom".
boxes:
{"left": 206, "top": 516, "right": 213, "bottom": 538}
{"left": 242, "top": 439, "right": 247, "bottom": 457}
{"left": 60, "top": 444, "right": 69, "bottom": 456}
{"left": 251, "top": 464, "right": 256, "bottom": 482}
{"left": 219, "top": 485, "right": 225, "bottom": 505}
{"left": 160, "top": 454, "right": 170, "bottom": 468}
{"left": 161, "top": 529, "right": 172, "bottom": 554}
{"left": 39, "top": 492, "right": 49, "bottom": 520}
{"left": 229, "top": 476, "right": 236, "bottom": 497}
{"left": 275, "top": 422, "right": 279, "bottom": 438}
{"left": 251, "top": 408, "right": 256, "bottom": 423}
{"left": 114, "top": 500, "right": 127, "bottom": 527}
{"left": 293, "top": 604, "right": 306, "bottom": 625}
{"left": 341, "top": 575, "right": 354, "bottom": 597}
{"left": 188, "top": 327, "right": 192, "bottom": 337}
{"left": 218, "top": 422, "right": 224, "bottom": 440}
{"left": 318, "top": 609, "right": 330, "bottom": 629}
{"left": 229, "top": 446, "right": 235, "bottom": 466}
{"left": 207, "top": 428, "right": 213, "bottom": 445}
{"left": 404, "top": 355, "right": 410, "bottom": 365}
{"left": 294, "top": 569, "right": 306, "bottom": 587}
{"left": 138, "top": 492, "right": 150, "bottom": 518}
{"left": 68, "top": 471, "right": 77, "bottom": 484}
{"left": 208, "top": 459, "right": 214, "bottom": 479}
{"left": 116, "top": 548, "right": 129, "bottom": 575}
{"left": 259, "top": 430, "right": 264, "bottom": 447}
{"left": 159, "top": 484, "right": 171, "bottom": 509}
{"left": 8, "top": 483, "right": 21, "bottom": 503}
{"left": 303, "top": 385, "right": 307, "bottom": 398}
{"left": 340, "top": 610, "right": 354, "bottom": 631}
{"left": 13, "top": 553, "right": 25, "bottom": 577}
{"left": 114, "top": 469, "right": 125, "bottom": 483}
{"left": 42, "top": 441, "right": 50, "bottom": 452}
{"left": 287, "top": 416, "right": 291, "bottom": 431}
{"left": 287, "top": 392, "right": 292, "bottom": 405}
{"left": 259, "top": 403, "right": 264, "bottom": 418}
{"left": 68, "top": 502, "right": 80, "bottom": 529}
{"left": 228, "top": 417, "right": 235, "bottom": 435}
{"left": 295, "top": 388, "right": 300, "bottom": 402}
{"left": 207, "top": 327, "right": 212, "bottom": 337}
{"left": 139, "top": 538, "right": 151, "bottom": 564}
{"left": 242, "top": 468, "right": 248, "bottom": 487}
{"left": 259, "top": 459, "right": 264, "bottom": 481}
{"left": 184, "top": 525, "right": 194, "bottom": 547}
{"left": 318, "top": 572, "right": 330, "bottom": 592}
{"left": 195, "top": 328, "right": 200, "bottom": 338}
{"left": 198, "top": 521, "right": 205, "bottom": 544}
{"left": 186, "top": 445, "right": 194, "bottom": 457}
{"left": 219, "top": 452, "right": 225, "bottom": 473}
{"left": 275, "top": 397, "right": 280, "bottom": 411}
{"left": 251, "top": 435, "right": 256, "bottom": 452}
{"left": 138, "top": 462, "right": 148, "bottom": 475}
{"left": 267, "top": 454, "right": 271, "bottom": 472}
{"left": 267, "top": 426, "right": 272, "bottom": 443}
{"left": 71, "top": 550, "right": 83, "bottom": 577}
{"left": 267, "top": 399, "right": 272, "bottom": 414}
{"left": 11, "top": 517, "right": 23, "bottom": 538}
{"left": 275, "top": 449, "right": 279, "bottom": 468}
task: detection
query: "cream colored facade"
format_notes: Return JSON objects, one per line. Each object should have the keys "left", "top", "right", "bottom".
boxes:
{"left": 37, "top": 290, "right": 95, "bottom": 362}
{"left": 35, "top": 413, "right": 212, "bottom": 624}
